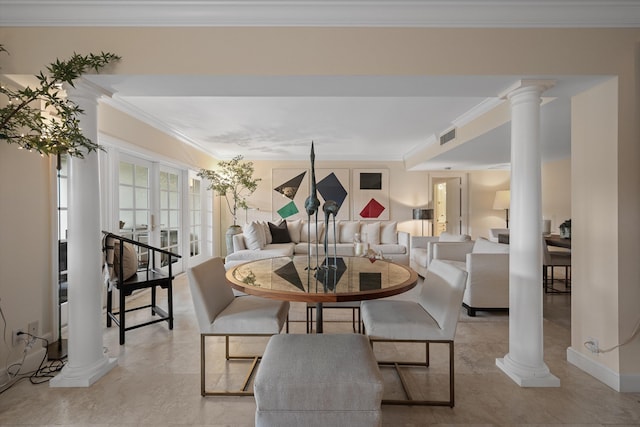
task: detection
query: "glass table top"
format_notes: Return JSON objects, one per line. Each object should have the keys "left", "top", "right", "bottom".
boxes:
{"left": 226, "top": 255, "right": 418, "bottom": 303}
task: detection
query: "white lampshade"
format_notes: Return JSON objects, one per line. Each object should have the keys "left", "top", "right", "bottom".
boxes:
{"left": 493, "top": 190, "right": 511, "bottom": 210}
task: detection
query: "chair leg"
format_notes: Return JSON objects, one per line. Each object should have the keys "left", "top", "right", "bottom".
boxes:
{"left": 167, "top": 283, "right": 174, "bottom": 330}
{"left": 119, "top": 289, "right": 126, "bottom": 345}
{"left": 106, "top": 288, "right": 113, "bottom": 327}
{"left": 372, "top": 339, "right": 453, "bottom": 406}
{"left": 200, "top": 333, "right": 263, "bottom": 397}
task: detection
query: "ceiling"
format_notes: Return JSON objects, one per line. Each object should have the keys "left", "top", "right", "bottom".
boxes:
{"left": 3, "top": 0, "right": 637, "bottom": 169}
{"left": 87, "top": 74, "right": 609, "bottom": 168}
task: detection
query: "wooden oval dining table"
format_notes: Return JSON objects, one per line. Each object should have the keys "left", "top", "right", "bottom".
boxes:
{"left": 225, "top": 255, "right": 419, "bottom": 333}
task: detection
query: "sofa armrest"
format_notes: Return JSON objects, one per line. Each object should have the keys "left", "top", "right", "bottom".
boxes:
{"left": 464, "top": 253, "right": 510, "bottom": 307}
{"left": 410, "top": 236, "right": 439, "bottom": 250}
{"left": 432, "top": 241, "right": 474, "bottom": 262}
{"left": 397, "top": 231, "right": 410, "bottom": 252}
{"left": 232, "top": 233, "right": 246, "bottom": 252}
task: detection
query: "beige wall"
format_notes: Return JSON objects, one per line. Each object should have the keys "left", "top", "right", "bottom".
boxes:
{"left": 572, "top": 78, "right": 621, "bottom": 370}
{"left": 0, "top": 144, "right": 53, "bottom": 365}
{"left": 1, "top": 26, "right": 638, "bottom": 384}
{"left": 542, "top": 158, "right": 572, "bottom": 233}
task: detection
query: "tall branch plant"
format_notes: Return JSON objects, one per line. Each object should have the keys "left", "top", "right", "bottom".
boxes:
{"left": 198, "top": 155, "right": 261, "bottom": 226}
{"left": 0, "top": 44, "right": 120, "bottom": 157}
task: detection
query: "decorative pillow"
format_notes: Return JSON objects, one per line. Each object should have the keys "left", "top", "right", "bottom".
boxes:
{"left": 324, "top": 220, "right": 339, "bottom": 244}
{"left": 287, "top": 219, "right": 303, "bottom": 243}
{"left": 244, "top": 221, "right": 266, "bottom": 250}
{"left": 361, "top": 222, "right": 381, "bottom": 245}
{"left": 380, "top": 221, "right": 398, "bottom": 244}
{"left": 261, "top": 221, "right": 272, "bottom": 245}
{"left": 301, "top": 221, "right": 325, "bottom": 244}
{"left": 104, "top": 235, "right": 138, "bottom": 282}
{"left": 269, "top": 221, "right": 292, "bottom": 244}
{"left": 339, "top": 221, "right": 360, "bottom": 243}
{"left": 439, "top": 232, "right": 471, "bottom": 242}
{"left": 473, "top": 237, "right": 509, "bottom": 254}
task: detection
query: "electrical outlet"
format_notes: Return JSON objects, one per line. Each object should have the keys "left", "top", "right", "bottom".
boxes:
{"left": 585, "top": 337, "right": 599, "bottom": 353}
{"left": 12, "top": 329, "right": 24, "bottom": 347}
{"left": 28, "top": 320, "right": 38, "bottom": 338}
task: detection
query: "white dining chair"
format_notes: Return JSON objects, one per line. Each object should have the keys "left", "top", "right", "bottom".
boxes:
{"left": 361, "top": 259, "right": 467, "bottom": 407}
{"left": 188, "top": 257, "right": 290, "bottom": 396}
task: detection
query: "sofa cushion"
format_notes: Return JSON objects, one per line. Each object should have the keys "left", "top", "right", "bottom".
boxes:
{"left": 439, "top": 232, "right": 471, "bottom": 242}
{"left": 269, "top": 221, "right": 292, "bottom": 244}
{"left": 244, "top": 221, "right": 266, "bottom": 250}
{"left": 262, "top": 221, "right": 273, "bottom": 245}
{"left": 287, "top": 219, "right": 303, "bottom": 244}
{"left": 362, "top": 222, "right": 381, "bottom": 245}
{"left": 300, "top": 221, "right": 324, "bottom": 244}
{"left": 339, "top": 221, "right": 360, "bottom": 243}
{"left": 380, "top": 221, "right": 398, "bottom": 244}
{"left": 473, "top": 238, "right": 509, "bottom": 254}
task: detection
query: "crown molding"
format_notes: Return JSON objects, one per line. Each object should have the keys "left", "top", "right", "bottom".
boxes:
{"left": 1, "top": 1, "right": 639, "bottom": 28}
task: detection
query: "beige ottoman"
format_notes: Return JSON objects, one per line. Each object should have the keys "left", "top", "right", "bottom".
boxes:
{"left": 254, "top": 333, "right": 383, "bottom": 427}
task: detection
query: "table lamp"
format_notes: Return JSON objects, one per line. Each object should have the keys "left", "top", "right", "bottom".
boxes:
{"left": 412, "top": 208, "right": 434, "bottom": 236}
{"left": 493, "top": 190, "right": 510, "bottom": 228}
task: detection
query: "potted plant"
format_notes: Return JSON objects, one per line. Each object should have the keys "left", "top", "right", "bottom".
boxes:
{"left": 559, "top": 219, "right": 571, "bottom": 238}
{"left": 198, "top": 155, "right": 261, "bottom": 254}
{"left": 0, "top": 44, "right": 120, "bottom": 157}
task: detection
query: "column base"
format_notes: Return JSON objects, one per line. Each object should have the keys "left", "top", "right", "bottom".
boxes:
{"left": 50, "top": 354, "right": 117, "bottom": 388}
{"left": 496, "top": 354, "right": 560, "bottom": 387}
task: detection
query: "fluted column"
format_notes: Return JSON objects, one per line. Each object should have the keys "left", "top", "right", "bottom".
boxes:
{"left": 50, "top": 79, "right": 117, "bottom": 387}
{"left": 496, "top": 80, "right": 560, "bottom": 387}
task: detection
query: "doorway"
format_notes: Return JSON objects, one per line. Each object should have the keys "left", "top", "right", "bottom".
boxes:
{"left": 430, "top": 174, "right": 468, "bottom": 236}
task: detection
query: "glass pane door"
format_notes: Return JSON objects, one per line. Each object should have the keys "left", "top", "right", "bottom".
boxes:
{"left": 118, "top": 159, "right": 151, "bottom": 268}
{"left": 160, "top": 168, "right": 181, "bottom": 272}
{"left": 188, "top": 175, "right": 202, "bottom": 259}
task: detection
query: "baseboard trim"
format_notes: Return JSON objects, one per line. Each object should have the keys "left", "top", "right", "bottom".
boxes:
{"left": 566, "top": 346, "right": 640, "bottom": 392}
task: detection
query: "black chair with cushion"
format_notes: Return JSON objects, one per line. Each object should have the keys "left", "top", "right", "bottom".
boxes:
{"left": 102, "top": 231, "right": 181, "bottom": 345}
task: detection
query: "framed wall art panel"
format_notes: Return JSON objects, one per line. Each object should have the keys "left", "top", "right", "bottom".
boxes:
{"left": 352, "top": 169, "right": 389, "bottom": 221}
{"left": 272, "top": 168, "right": 309, "bottom": 221}
{"left": 316, "top": 168, "right": 350, "bottom": 221}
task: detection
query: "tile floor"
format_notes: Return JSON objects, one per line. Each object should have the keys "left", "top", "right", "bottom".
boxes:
{"left": 0, "top": 273, "right": 638, "bottom": 426}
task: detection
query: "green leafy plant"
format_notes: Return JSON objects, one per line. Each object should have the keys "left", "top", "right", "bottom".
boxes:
{"left": 198, "top": 155, "right": 261, "bottom": 225}
{"left": 0, "top": 44, "right": 120, "bottom": 157}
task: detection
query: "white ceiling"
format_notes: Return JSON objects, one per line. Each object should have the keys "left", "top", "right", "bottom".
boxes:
{"left": 87, "top": 74, "right": 609, "bottom": 167}
{"left": 3, "top": 0, "right": 636, "bottom": 168}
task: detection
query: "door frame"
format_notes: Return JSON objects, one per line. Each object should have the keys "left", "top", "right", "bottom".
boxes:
{"left": 428, "top": 172, "right": 469, "bottom": 236}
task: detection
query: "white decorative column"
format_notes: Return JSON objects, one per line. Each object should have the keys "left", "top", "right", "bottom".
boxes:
{"left": 50, "top": 80, "right": 117, "bottom": 387}
{"left": 496, "top": 80, "right": 560, "bottom": 387}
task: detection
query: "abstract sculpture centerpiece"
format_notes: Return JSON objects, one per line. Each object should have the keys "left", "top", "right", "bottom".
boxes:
{"left": 304, "top": 142, "right": 338, "bottom": 278}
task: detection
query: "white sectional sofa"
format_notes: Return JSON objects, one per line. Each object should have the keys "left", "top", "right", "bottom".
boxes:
{"left": 432, "top": 238, "right": 510, "bottom": 316}
{"left": 409, "top": 232, "right": 472, "bottom": 278}
{"left": 224, "top": 219, "right": 410, "bottom": 269}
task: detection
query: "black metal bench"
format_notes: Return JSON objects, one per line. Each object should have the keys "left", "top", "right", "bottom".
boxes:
{"left": 102, "top": 231, "right": 181, "bottom": 345}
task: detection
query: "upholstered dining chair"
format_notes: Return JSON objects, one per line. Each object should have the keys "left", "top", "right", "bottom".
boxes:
{"left": 187, "top": 257, "right": 290, "bottom": 396}
{"left": 542, "top": 238, "right": 571, "bottom": 293}
{"left": 361, "top": 259, "right": 467, "bottom": 407}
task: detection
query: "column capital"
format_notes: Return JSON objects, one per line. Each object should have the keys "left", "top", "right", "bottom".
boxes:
{"left": 63, "top": 77, "right": 113, "bottom": 104}
{"left": 499, "top": 79, "right": 556, "bottom": 100}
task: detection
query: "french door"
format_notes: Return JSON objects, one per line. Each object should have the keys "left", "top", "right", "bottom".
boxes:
{"left": 117, "top": 156, "right": 185, "bottom": 274}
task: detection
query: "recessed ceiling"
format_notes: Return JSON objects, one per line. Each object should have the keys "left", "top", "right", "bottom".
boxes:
{"left": 86, "top": 74, "right": 609, "bottom": 166}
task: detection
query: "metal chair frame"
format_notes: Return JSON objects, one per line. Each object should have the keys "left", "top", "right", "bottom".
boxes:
{"left": 368, "top": 337, "right": 455, "bottom": 407}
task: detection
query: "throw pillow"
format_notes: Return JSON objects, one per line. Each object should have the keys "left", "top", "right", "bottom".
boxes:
{"left": 104, "top": 236, "right": 139, "bottom": 282}
{"left": 325, "top": 220, "right": 338, "bottom": 244}
{"left": 269, "top": 221, "right": 292, "bottom": 244}
{"left": 339, "top": 221, "right": 360, "bottom": 243}
{"left": 301, "top": 221, "right": 325, "bottom": 244}
{"left": 473, "top": 237, "right": 509, "bottom": 254}
{"left": 287, "top": 219, "right": 303, "bottom": 243}
{"left": 361, "top": 222, "right": 381, "bottom": 245}
{"left": 244, "top": 221, "right": 266, "bottom": 250}
{"left": 380, "top": 221, "right": 398, "bottom": 244}
{"left": 261, "top": 221, "right": 273, "bottom": 245}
